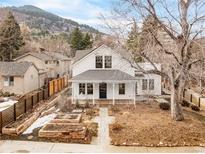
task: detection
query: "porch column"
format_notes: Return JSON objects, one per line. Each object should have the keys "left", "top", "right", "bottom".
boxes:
{"left": 92, "top": 83, "right": 95, "bottom": 105}
{"left": 113, "top": 83, "right": 115, "bottom": 105}
{"left": 133, "top": 82, "right": 136, "bottom": 106}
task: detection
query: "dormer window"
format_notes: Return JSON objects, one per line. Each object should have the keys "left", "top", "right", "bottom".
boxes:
{"left": 105, "top": 56, "right": 112, "bottom": 68}
{"left": 96, "top": 56, "right": 103, "bottom": 68}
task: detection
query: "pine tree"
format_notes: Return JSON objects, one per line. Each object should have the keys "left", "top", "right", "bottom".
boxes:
{"left": 70, "top": 27, "right": 84, "bottom": 51}
{"left": 127, "top": 20, "right": 140, "bottom": 51}
{"left": 139, "top": 15, "right": 158, "bottom": 49}
{"left": 83, "top": 33, "right": 93, "bottom": 49}
{"left": 0, "top": 11, "right": 24, "bottom": 61}
{"left": 127, "top": 20, "right": 142, "bottom": 62}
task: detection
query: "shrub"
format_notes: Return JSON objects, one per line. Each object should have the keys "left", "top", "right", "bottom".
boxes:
{"left": 111, "top": 123, "right": 123, "bottom": 131}
{"left": 111, "top": 106, "right": 120, "bottom": 112}
{"left": 159, "top": 102, "right": 170, "bottom": 110}
{"left": 85, "top": 101, "right": 90, "bottom": 108}
{"left": 86, "top": 109, "right": 96, "bottom": 116}
{"left": 75, "top": 100, "right": 80, "bottom": 108}
{"left": 191, "top": 105, "right": 200, "bottom": 112}
{"left": 181, "top": 100, "right": 190, "bottom": 107}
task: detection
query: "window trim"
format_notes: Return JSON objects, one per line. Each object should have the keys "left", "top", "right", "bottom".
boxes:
{"left": 4, "top": 76, "right": 14, "bottom": 87}
{"left": 149, "top": 79, "right": 154, "bottom": 90}
{"left": 119, "top": 83, "right": 125, "bottom": 95}
{"left": 142, "top": 79, "right": 148, "bottom": 90}
{"left": 87, "top": 83, "right": 93, "bottom": 95}
{"left": 104, "top": 56, "right": 112, "bottom": 68}
{"left": 95, "top": 56, "right": 103, "bottom": 68}
{"left": 79, "top": 83, "right": 85, "bottom": 95}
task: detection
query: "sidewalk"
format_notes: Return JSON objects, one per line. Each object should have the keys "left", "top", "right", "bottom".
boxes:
{"left": 0, "top": 140, "right": 205, "bottom": 153}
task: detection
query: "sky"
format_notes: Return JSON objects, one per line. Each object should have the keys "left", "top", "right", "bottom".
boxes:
{"left": 0, "top": 0, "right": 118, "bottom": 32}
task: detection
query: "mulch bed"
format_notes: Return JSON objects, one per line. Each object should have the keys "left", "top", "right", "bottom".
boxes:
{"left": 109, "top": 103, "right": 205, "bottom": 147}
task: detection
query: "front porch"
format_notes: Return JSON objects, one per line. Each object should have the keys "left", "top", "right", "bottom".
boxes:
{"left": 71, "top": 70, "right": 139, "bottom": 105}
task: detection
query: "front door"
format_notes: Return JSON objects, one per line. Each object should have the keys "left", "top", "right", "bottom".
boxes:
{"left": 99, "top": 83, "right": 107, "bottom": 99}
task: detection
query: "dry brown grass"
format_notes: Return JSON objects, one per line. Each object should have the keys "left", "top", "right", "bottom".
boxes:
{"left": 109, "top": 103, "right": 205, "bottom": 147}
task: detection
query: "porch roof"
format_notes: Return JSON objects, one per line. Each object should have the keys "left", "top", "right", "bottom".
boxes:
{"left": 71, "top": 70, "right": 136, "bottom": 82}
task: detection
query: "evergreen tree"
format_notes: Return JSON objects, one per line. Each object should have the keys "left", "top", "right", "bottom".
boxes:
{"left": 0, "top": 11, "right": 24, "bottom": 61}
{"left": 139, "top": 15, "right": 158, "bottom": 49}
{"left": 126, "top": 20, "right": 142, "bottom": 62}
{"left": 127, "top": 20, "right": 140, "bottom": 51}
{"left": 83, "top": 33, "right": 93, "bottom": 49}
{"left": 70, "top": 27, "right": 84, "bottom": 50}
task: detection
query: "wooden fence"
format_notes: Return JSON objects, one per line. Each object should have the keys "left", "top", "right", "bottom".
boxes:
{"left": 0, "top": 76, "right": 68, "bottom": 133}
{"left": 183, "top": 89, "right": 205, "bottom": 107}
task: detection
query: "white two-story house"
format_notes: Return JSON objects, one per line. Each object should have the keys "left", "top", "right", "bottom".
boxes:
{"left": 71, "top": 44, "right": 161, "bottom": 104}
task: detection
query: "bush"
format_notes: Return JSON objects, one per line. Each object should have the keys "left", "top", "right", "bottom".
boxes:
{"left": 111, "top": 123, "right": 123, "bottom": 131}
{"left": 85, "top": 101, "right": 90, "bottom": 108}
{"left": 75, "top": 100, "right": 80, "bottom": 108}
{"left": 86, "top": 109, "right": 96, "bottom": 116}
{"left": 181, "top": 100, "right": 190, "bottom": 107}
{"left": 159, "top": 102, "right": 170, "bottom": 110}
{"left": 111, "top": 106, "right": 120, "bottom": 112}
{"left": 191, "top": 105, "right": 200, "bottom": 112}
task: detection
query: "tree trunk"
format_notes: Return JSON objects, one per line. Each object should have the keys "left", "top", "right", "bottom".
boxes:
{"left": 171, "top": 86, "right": 184, "bottom": 121}
{"left": 170, "top": 72, "right": 184, "bottom": 121}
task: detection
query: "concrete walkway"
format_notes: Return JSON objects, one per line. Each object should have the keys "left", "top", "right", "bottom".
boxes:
{"left": 0, "top": 107, "right": 205, "bottom": 153}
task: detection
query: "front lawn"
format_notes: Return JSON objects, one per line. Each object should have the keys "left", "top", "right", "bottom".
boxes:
{"left": 109, "top": 102, "right": 205, "bottom": 147}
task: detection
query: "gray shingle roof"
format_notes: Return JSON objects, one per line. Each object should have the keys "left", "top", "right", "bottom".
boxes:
{"left": 71, "top": 70, "right": 136, "bottom": 81}
{"left": 44, "top": 52, "right": 70, "bottom": 61}
{"left": 73, "top": 44, "right": 134, "bottom": 64}
{"left": 0, "top": 62, "right": 34, "bottom": 76}
{"left": 14, "top": 52, "right": 70, "bottom": 61}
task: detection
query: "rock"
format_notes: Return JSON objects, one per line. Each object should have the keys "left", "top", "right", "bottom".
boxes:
{"left": 159, "top": 141, "right": 163, "bottom": 145}
{"left": 27, "top": 135, "right": 33, "bottom": 140}
{"left": 122, "top": 142, "right": 126, "bottom": 145}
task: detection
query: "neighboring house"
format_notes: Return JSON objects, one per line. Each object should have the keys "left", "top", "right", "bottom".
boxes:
{"left": 71, "top": 44, "right": 161, "bottom": 104}
{"left": 14, "top": 51, "right": 71, "bottom": 87}
{"left": 0, "top": 62, "right": 39, "bottom": 95}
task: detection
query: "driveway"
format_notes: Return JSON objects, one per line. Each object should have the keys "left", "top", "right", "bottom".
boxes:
{"left": 0, "top": 107, "right": 205, "bottom": 153}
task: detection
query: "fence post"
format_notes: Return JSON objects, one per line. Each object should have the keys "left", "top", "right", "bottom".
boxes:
{"left": 190, "top": 94, "right": 192, "bottom": 103}
{"left": 0, "top": 112, "right": 2, "bottom": 133}
{"left": 31, "top": 95, "right": 34, "bottom": 108}
{"left": 24, "top": 99, "right": 27, "bottom": 113}
{"left": 37, "top": 92, "right": 39, "bottom": 103}
{"left": 14, "top": 103, "right": 16, "bottom": 121}
{"left": 199, "top": 97, "right": 201, "bottom": 107}
{"left": 183, "top": 89, "right": 186, "bottom": 98}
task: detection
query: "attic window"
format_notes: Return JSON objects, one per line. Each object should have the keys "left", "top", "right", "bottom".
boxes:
{"left": 105, "top": 56, "right": 112, "bottom": 68}
{"left": 96, "top": 56, "right": 103, "bottom": 68}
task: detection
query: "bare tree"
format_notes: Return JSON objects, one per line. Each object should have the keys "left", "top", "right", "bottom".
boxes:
{"left": 107, "top": 0, "right": 205, "bottom": 121}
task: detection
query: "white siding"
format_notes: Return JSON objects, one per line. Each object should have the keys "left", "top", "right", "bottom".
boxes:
{"left": 72, "top": 45, "right": 162, "bottom": 99}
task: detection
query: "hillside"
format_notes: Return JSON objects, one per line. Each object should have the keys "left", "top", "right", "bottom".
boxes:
{"left": 0, "top": 5, "right": 100, "bottom": 35}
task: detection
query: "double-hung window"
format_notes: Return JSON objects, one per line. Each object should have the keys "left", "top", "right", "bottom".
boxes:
{"left": 79, "top": 83, "right": 85, "bottom": 94}
{"left": 105, "top": 56, "right": 112, "bottom": 68}
{"left": 96, "top": 56, "right": 103, "bottom": 68}
{"left": 4, "top": 76, "right": 14, "bottom": 86}
{"left": 149, "top": 79, "right": 154, "bottom": 90}
{"left": 142, "top": 79, "right": 148, "bottom": 90}
{"left": 87, "top": 83, "right": 93, "bottom": 95}
{"left": 119, "top": 83, "right": 125, "bottom": 95}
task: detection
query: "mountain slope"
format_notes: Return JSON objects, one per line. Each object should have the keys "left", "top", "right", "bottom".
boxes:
{"left": 0, "top": 5, "right": 99, "bottom": 34}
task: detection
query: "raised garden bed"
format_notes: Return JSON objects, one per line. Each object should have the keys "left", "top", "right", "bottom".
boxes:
{"left": 1, "top": 94, "right": 60, "bottom": 136}
{"left": 2, "top": 113, "right": 39, "bottom": 136}
{"left": 38, "top": 123, "right": 91, "bottom": 143}
{"left": 50, "top": 113, "right": 82, "bottom": 123}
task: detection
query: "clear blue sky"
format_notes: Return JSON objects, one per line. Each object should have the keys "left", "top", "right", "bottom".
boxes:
{"left": 0, "top": 0, "right": 118, "bottom": 31}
